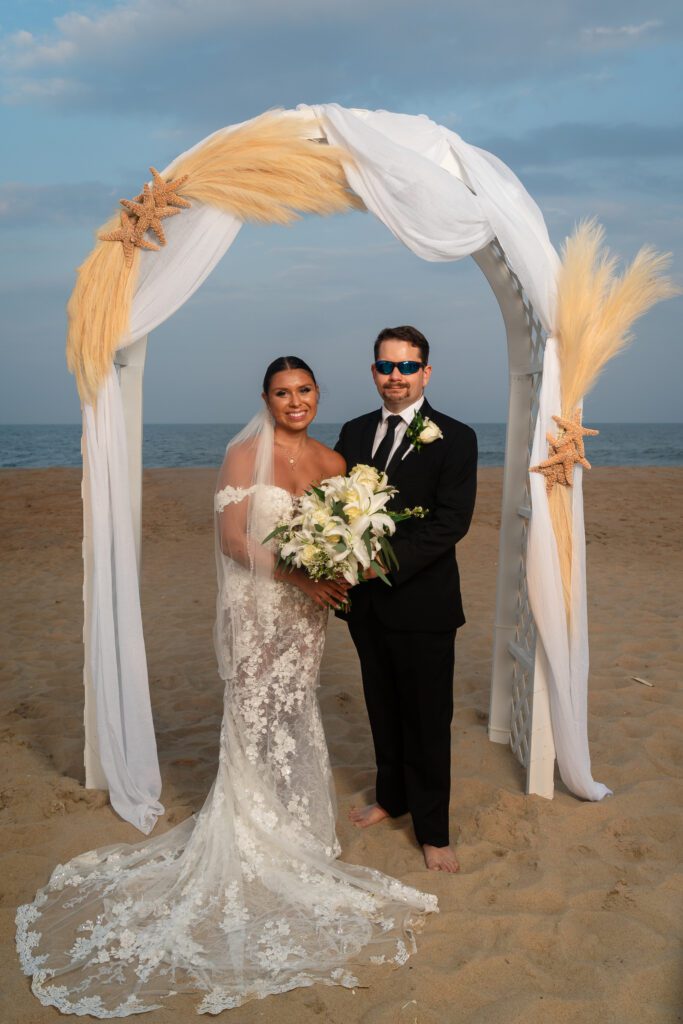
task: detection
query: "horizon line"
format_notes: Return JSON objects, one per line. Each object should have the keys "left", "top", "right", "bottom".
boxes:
{"left": 1, "top": 420, "right": 682, "bottom": 428}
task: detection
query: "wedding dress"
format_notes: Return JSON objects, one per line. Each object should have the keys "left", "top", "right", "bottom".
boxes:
{"left": 16, "top": 411, "right": 437, "bottom": 1017}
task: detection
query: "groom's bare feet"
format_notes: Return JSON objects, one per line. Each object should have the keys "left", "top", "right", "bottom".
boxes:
{"left": 348, "top": 803, "right": 390, "bottom": 828}
{"left": 423, "top": 844, "right": 460, "bottom": 873}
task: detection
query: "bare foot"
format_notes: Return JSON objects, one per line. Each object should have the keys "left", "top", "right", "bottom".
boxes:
{"left": 348, "top": 803, "right": 390, "bottom": 829}
{"left": 423, "top": 844, "right": 460, "bottom": 873}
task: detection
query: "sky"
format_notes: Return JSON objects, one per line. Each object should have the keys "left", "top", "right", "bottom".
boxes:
{"left": 0, "top": 0, "right": 681, "bottom": 425}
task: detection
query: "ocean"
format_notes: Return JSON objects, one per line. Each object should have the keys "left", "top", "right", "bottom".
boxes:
{"left": 1, "top": 422, "right": 682, "bottom": 469}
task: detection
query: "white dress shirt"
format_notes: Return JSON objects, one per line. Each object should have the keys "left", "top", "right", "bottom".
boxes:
{"left": 371, "top": 396, "right": 425, "bottom": 466}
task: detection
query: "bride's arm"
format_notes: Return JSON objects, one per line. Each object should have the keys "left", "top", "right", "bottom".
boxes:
{"left": 215, "top": 443, "right": 261, "bottom": 567}
{"left": 218, "top": 495, "right": 250, "bottom": 563}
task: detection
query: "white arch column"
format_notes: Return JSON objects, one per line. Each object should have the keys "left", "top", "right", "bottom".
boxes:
{"left": 473, "top": 242, "right": 555, "bottom": 797}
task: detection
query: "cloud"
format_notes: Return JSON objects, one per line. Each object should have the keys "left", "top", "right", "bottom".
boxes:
{"left": 582, "top": 20, "right": 662, "bottom": 46}
{"left": 3, "top": 0, "right": 679, "bottom": 122}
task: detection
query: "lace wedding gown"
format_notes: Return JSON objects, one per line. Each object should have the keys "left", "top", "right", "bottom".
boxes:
{"left": 16, "top": 483, "right": 437, "bottom": 1018}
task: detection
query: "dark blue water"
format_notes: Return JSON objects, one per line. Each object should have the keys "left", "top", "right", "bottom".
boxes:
{"left": 1, "top": 422, "right": 681, "bottom": 469}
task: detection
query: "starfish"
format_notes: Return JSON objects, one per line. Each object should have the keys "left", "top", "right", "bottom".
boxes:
{"left": 120, "top": 183, "right": 180, "bottom": 246}
{"left": 531, "top": 408, "right": 599, "bottom": 494}
{"left": 551, "top": 410, "right": 599, "bottom": 463}
{"left": 549, "top": 438, "right": 586, "bottom": 486}
{"left": 98, "top": 211, "right": 160, "bottom": 267}
{"left": 134, "top": 166, "right": 191, "bottom": 210}
{"left": 531, "top": 447, "right": 570, "bottom": 494}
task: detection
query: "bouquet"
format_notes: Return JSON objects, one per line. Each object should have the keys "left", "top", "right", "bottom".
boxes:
{"left": 264, "top": 463, "right": 426, "bottom": 586}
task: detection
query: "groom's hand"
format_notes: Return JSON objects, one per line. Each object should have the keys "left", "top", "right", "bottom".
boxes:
{"left": 362, "top": 554, "right": 387, "bottom": 580}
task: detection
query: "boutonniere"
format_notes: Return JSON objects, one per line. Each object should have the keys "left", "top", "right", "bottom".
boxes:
{"left": 405, "top": 410, "right": 444, "bottom": 453}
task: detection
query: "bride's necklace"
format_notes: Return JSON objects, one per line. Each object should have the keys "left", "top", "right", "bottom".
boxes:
{"left": 275, "top": 437, "right": 308, "bottom": 468}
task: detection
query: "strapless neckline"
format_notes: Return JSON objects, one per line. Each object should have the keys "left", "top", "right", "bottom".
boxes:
{"left": 267, "top": 484, "right": 306, "bottom": 499}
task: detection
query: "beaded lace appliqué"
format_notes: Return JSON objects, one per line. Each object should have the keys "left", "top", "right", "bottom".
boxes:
{"left": 17, "top": 484, "right": 437, "bottom": 1017}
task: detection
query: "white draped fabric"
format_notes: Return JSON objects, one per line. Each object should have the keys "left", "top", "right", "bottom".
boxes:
{"left": 84, "top": 104, "right": 609, "bottom": 833}
{"left": 313, "top": 105, "right": 559, "bottom": 331}
{"left": 82, "top": 208, "right": 243, "bottom": 832}
{"left": 526, "top": 341, "right": 611, "bottom": 800}
{"left": 83, "top": 370, "right": 164, "bottom": 833}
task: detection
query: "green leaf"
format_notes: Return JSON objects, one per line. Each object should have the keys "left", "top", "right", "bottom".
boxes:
{"left": 311, "top": 486, "right": 325, "bottom": 501}
{"left": 379, "top": 536, "right": 399, "bottom": 570}
{"left": 370, "top": 559, "right": 392, "bottom": 586}
{"left": 262, "top": 525, "right": 288, "bottom": 543}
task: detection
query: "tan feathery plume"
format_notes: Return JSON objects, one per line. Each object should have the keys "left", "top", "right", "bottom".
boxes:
{"left": 67, "top": 111, "right": 362, "bottom": 404}
{"left": 557, "top": 220, "right": 679, "bottom": 417}
{"left": 67, "top": 213, "right": 140, "bottom": 404}
{"left": 173, "top": 111, "right": 364, "bottom": 223}
{"left": 549, "top": 219, "right": 679, "bottom": 615}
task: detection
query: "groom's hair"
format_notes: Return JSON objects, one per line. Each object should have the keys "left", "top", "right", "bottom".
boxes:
{"left": 374, "top": 325, "right": 430, "bottom": 364}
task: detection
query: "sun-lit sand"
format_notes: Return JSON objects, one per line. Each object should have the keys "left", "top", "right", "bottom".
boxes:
{"left": 1, "top": 467, "right": 681, "bottom": 1023}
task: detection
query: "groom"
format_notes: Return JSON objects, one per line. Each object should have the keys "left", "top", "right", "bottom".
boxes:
{"left": 335, "top": 326, "right": 477, "bottom": 872}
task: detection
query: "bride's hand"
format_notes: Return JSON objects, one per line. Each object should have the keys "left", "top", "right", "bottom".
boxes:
{"left": 287, "top": 570, "right": 350, "bottom": 609}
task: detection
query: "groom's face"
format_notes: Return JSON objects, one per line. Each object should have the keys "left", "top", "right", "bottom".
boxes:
{"left": 372, "top": 338, "right": 432, "bottom": 412}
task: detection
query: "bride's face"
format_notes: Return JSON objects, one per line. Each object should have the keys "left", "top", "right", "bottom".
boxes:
{"left": 264, "top": 370, "right": 319, "bottom": 433}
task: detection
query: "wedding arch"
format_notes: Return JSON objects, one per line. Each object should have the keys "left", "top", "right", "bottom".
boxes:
{"left": 70, "top": 103, "right": 665, "bottom": 834}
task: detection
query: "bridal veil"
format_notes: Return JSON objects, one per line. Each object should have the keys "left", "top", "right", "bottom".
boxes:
{"left": 16, "top": 409, "right": 437, "bottom": 1017}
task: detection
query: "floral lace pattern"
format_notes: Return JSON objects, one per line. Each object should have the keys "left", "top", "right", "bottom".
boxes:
{"left": 16, "top": 485, "right": 437, "bottom": 1017}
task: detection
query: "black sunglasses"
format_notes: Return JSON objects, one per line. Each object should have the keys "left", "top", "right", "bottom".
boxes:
{"left": 374, "top": 359, "right": 424, "bottom": 376}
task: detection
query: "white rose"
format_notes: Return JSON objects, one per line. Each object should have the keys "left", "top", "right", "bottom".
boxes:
{"left": 418, "top": 418, "right": 443, "bottom": 444}
{"left": 350, "top": 464, "right": 381, "bottom": 489}
{"left": 300, "top": 544, "right": 319, "bottom": 567}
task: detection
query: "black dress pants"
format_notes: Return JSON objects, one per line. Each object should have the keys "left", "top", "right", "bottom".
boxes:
{"left": 348, "top": 609, "right": 456, "bottom": 848}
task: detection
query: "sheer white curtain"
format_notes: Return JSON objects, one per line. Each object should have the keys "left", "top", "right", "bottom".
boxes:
{"left": 83, "top": 205, "right": 242, "bottom": 832}
{"left": 84, "top": 105, "right": 608, "bottom": 833}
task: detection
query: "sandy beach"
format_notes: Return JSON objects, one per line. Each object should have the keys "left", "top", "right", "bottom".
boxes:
{"left": 1, "top": 466, "right": 681, "bottom": 1024}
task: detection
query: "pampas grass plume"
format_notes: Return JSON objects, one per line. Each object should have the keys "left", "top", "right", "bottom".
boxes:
{"left": 557, "top": 220, "right": 679, "bottom": 417}
{"left": 67, "top": 111, "right": 361, "bottom": 404}
{"left": 551, "top": 219, "right": 679, "bottom": 616}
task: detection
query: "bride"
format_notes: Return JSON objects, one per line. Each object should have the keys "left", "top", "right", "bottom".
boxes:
{"left": 16, "top": 356, "right": 438, "bottom": 1017}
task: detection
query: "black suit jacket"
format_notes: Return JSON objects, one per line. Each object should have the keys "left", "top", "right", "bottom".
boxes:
{"left": 334, "top": 398, "right": 477, "bottom": 632}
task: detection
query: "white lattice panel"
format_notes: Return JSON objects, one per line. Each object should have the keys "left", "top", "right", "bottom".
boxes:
{"left": 482, "top": 241, "right": 554, "bottom": 791}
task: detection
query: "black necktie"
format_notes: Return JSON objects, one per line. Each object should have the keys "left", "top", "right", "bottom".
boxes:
{"left": 372, "top": 414, "right": 403, "bottom": 470}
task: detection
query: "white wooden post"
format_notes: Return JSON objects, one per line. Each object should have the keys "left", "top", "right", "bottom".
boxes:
{"left": 473, "top": 243, "right": 555, "bottom": 798}
{"left": 82, "top": 336, "right": 147, "bottom": 789}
